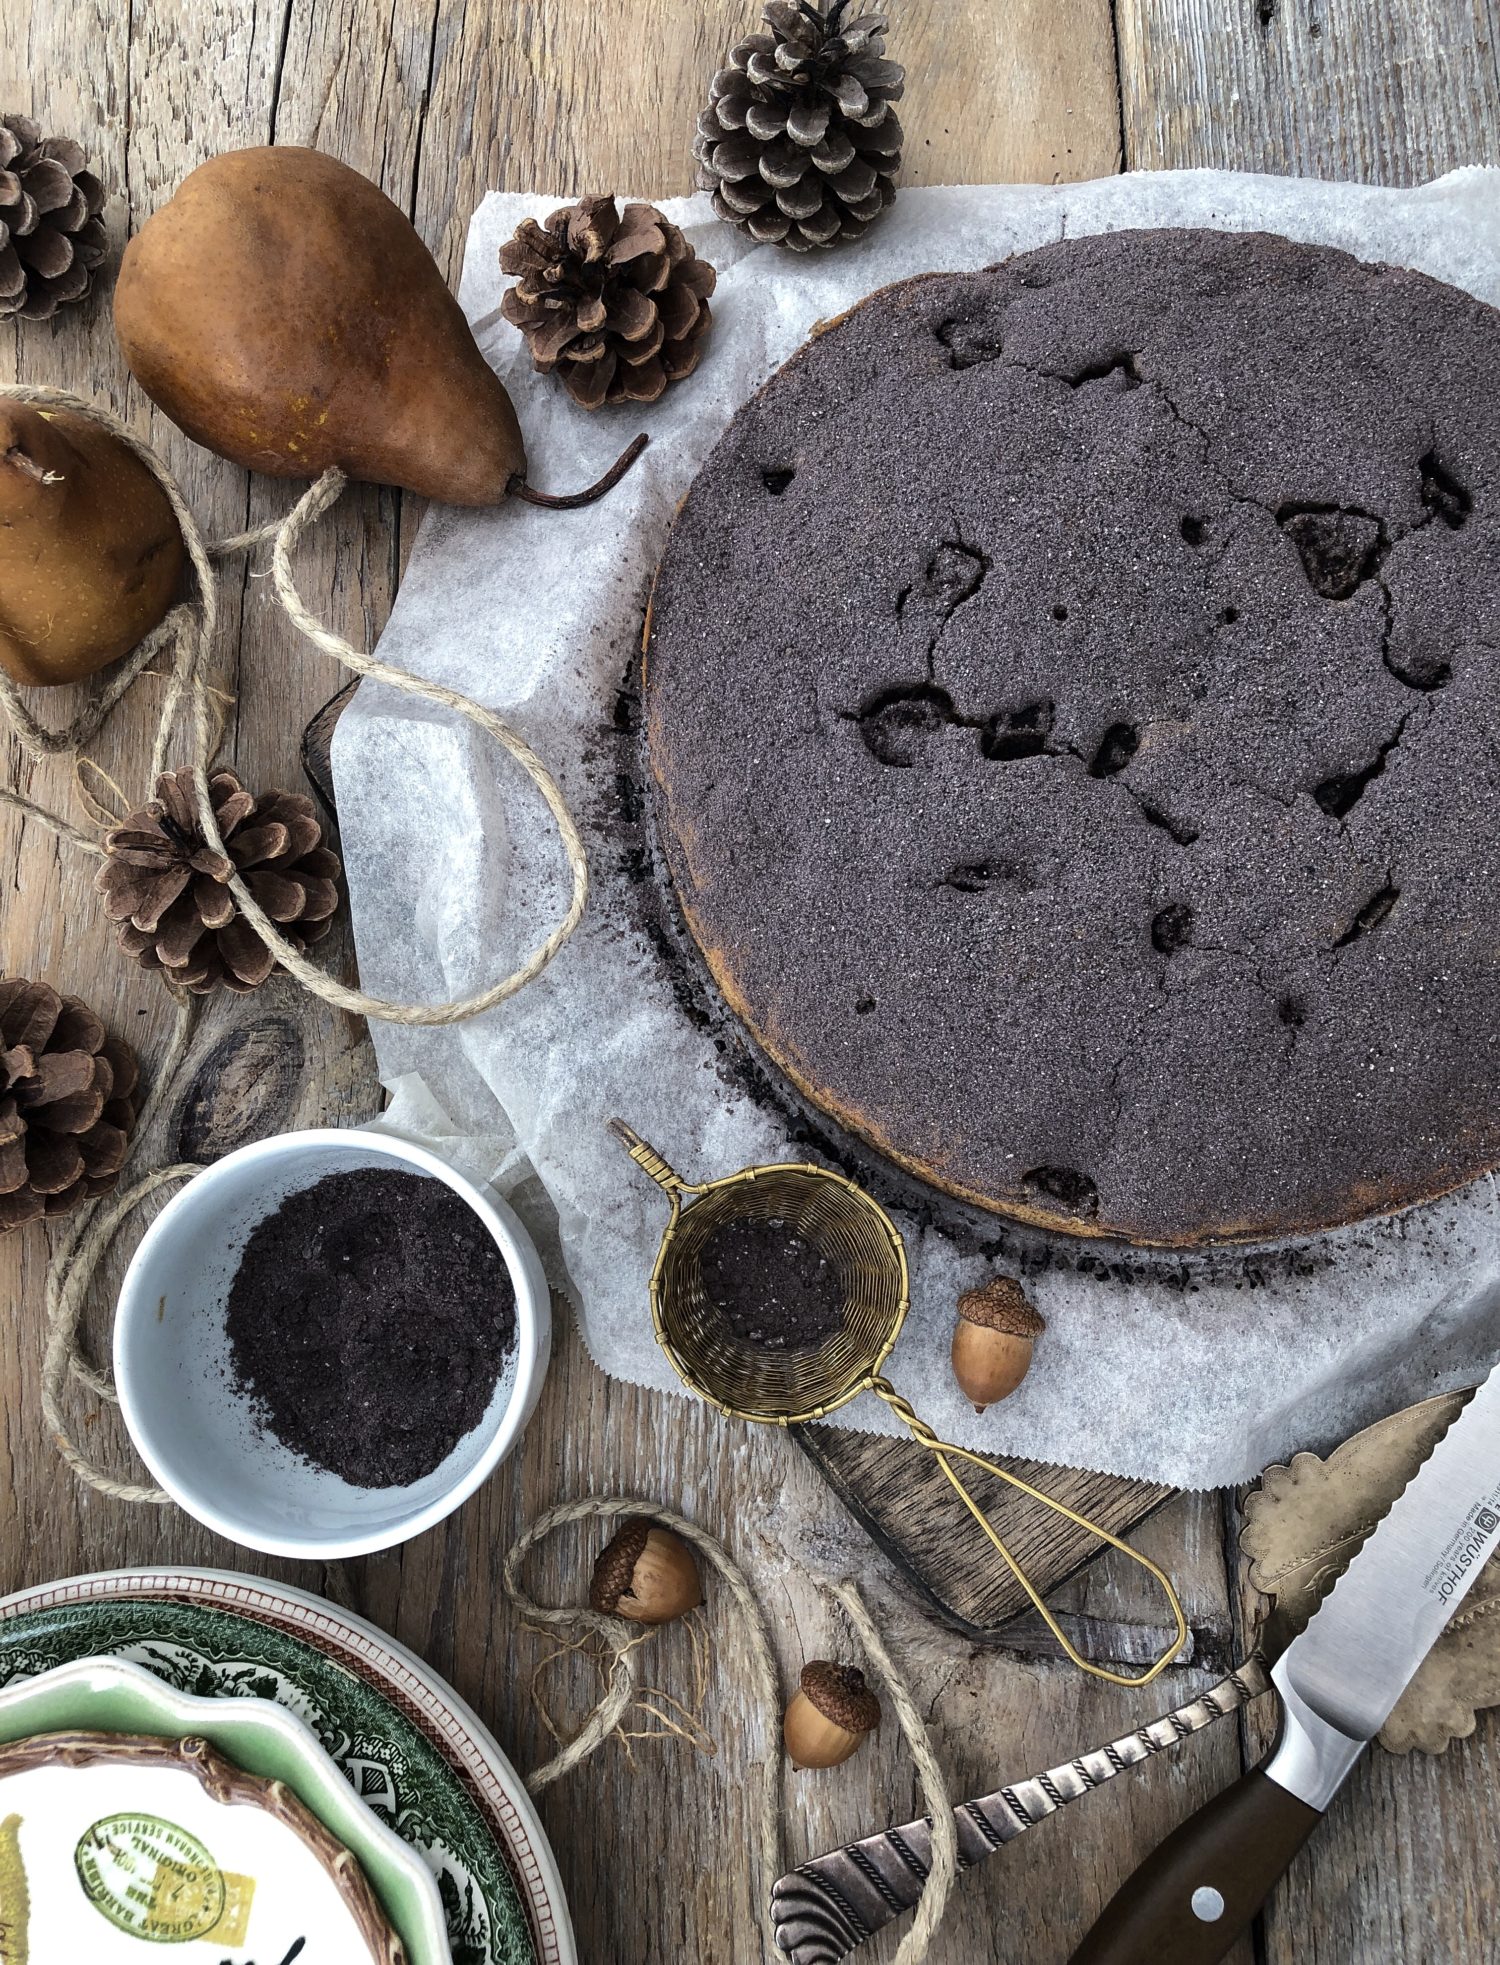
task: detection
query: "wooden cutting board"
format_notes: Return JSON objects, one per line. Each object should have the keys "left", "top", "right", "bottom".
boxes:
{"left": 796, "top": 1424, "right": 1175, "bottom": 1637}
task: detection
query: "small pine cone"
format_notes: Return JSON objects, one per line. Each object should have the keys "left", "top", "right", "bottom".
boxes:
{"left": 0, "top": 977, "right": 139, "bottom": 1233}
{"left": 499, "top": 195, "right": 716, "bottom": 410}
{"left": 95, "top": 769, "right": 342, "bottom": 996}
{"left": 694, "top": 1, "right": 904, "bottom": 252}
{"left": 0, "top": 115, "right": 109, "bottom": 321}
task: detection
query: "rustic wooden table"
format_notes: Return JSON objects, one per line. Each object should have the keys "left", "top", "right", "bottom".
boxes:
{"left": 4, "top": 5, "right": 1499, "bottom": 1961}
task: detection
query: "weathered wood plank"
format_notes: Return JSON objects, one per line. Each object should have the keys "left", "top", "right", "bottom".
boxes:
{"left": 409, "top": 0, "right": 1122, "bottom": 275}
{"left": 0, "top": 0, "right": 380, "bottom": 1598}
{"left": 800, "top": 1422, "right": 1175, "bottom": 1638}
{"left": 1117, "top": 0, "right": 1500, "bottom": 181}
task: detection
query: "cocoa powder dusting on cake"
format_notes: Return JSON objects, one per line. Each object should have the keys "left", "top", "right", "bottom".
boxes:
{"left": 227, "top": 1168, "right": 516, "bottom": 1487}
{"left": 644, "top": 227, "right": 1500, "bottom": 1245}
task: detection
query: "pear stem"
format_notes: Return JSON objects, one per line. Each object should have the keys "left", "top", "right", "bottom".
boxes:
{"left": 509, "top": 431, "right": 649, "bottom": 509}
{"left": 3, "top": 444, "right": 56, "bottom": 485}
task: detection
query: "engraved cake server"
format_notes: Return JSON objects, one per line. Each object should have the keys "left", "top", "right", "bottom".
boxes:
{"left": 770, "top": 1655, "right": 1271, "bottom": 1963}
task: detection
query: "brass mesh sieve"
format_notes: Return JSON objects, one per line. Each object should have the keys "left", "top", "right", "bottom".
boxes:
{"left": 612, "top": 1119, "right": 1188, "bottom": 1687}
{"left": 646, "top": 1156, "right": 909, "bottom": 1424}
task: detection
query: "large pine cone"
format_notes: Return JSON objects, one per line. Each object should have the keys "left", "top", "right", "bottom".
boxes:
{"left": 499, "top": 196, "right": 716, "bottom": 409}
{"left": 0, "top": 115, "right": 108, "bottom": 320}
{"left": 0, "top": 978, "right": 139, "bottom": 1232}
{"left": 95, "top": 769, "right": 342, "bottom": 995}
{"left": 694, "top": 1, "right": 903, "bottom": 251}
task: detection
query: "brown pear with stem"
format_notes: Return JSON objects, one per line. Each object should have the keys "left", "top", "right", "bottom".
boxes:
{"left": 114, "top": 147, "right": 643, "bottom": 510}
{"left": 0, "top": 402, "right": 185, "bottom": 688}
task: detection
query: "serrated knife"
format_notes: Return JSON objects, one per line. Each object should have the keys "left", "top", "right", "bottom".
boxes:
{"left": 1071, "top": 1370, "right": 1500, "bottom": 1964}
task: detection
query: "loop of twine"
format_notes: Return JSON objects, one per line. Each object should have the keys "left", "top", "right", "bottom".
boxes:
{"left": 832, "top": 1576, "right": 959, "bottom": 1964}
{"left": 0, "top": 610, "right": 182, "bottom": 758}
{"left": 41, "top": 990, "right": 203, "bottom": 1504}
{"left": 503, "top": 1497, "right": 958, "bottom": 1964}
{"left": 7, "top": 390, "right": 957, "bottom": 1956}
{"left": 524, "top": 1608, "right": 718, "bottom": 1768}
{"left": 0, "top": 380, "right": 590, "bottom": 1028}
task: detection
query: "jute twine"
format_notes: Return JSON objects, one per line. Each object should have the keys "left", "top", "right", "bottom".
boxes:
{"left": 40, "top": 989, "right": 204, "bottom": 1506}
{"left": 1, "top": 382, "right": 587, "bottom": 1494}
{"left": 0, "top": 380, "right": 591, "bottom": 1026}
{"left": 6, "top": 391, "right": 959, "bottom": 1955}
{"left": 504, "top": 1497, "right": 959, "bottom": 1963}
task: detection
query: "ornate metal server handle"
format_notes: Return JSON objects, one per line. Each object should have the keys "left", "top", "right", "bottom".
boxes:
{"left": 769, "top": 1653, "right": 1271, "bottom": 1964}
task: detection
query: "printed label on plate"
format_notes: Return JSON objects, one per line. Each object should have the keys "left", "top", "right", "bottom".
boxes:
{"left": 204, "top": 1872, "right": 255, "bottom": 1947}
{"left": 75, "top": 1814, "right": 228, "bottom": 1942}
{"left": 0, "top": 1813, "right": 29, "bottom": 1963}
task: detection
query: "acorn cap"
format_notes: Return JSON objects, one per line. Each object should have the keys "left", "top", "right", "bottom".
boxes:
{"left": 800, "top": 1660, "right": 881, "bottom": 1735}
{"left": 956, "top": 1277, "right": 1045, "bottom": 1338}
{"left": 589, "top": 1519, "right": 653, "bottom": 1614}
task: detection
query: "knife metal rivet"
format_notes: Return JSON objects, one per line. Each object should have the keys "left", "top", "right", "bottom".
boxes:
{"left": 1191, "top": 1887, "right": 1226, "bottom": 1922}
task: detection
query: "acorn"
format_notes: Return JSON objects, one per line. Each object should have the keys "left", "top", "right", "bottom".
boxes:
{"left": 589, "top": 1518, "right": 702, "bottom": 1625}
{"left": 783, "top": 1660, "right": 882, "bottom": 1770}
{"left": 952, "top": 1277, "right": 1045, "bottom": 1413}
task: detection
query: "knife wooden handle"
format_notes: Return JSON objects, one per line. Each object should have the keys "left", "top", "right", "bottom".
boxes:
{"left": 1068, "top": 1765, "right": 1320, "bottom": 1965}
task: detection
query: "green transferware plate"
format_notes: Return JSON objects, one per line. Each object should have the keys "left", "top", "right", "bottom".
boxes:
{"left": 0, "top": 1570, "right": 573, "bottom": 1965}
{"left": 0, "top": 1654, "right": 447, "bottom": 1963}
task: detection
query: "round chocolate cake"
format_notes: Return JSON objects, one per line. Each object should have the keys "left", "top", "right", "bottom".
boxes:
{"left": 643, "top": 228, "right": 1500, "bottom": 1246}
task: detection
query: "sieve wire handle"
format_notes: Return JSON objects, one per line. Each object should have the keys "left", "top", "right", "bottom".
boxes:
{"left": 608, "top": 1118, "right": 689, "bottom": 1195}
{"left": 869, "top": 1379, "right": 1189, "bottom": 1688}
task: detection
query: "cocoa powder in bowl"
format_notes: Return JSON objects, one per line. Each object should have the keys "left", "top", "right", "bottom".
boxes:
{"left": 225, "top": 1166, "right": 516, "bottom": 1489}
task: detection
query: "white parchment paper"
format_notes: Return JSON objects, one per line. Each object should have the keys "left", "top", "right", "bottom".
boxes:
{"left": 333, "top": 169, "right": 1500, "bottom": 1489}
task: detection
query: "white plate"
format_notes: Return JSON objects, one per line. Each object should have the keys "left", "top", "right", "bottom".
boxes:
{"left": 0, "top": 1655, "right": 451, "bottom": 1964}
{"left": 0, "top": 1568, "right": 574, "bottom": 1965}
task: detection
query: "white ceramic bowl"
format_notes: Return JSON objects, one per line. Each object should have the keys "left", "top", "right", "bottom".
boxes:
{"left": 114, "top": 1128, "right": 551, "bottom": 1559}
